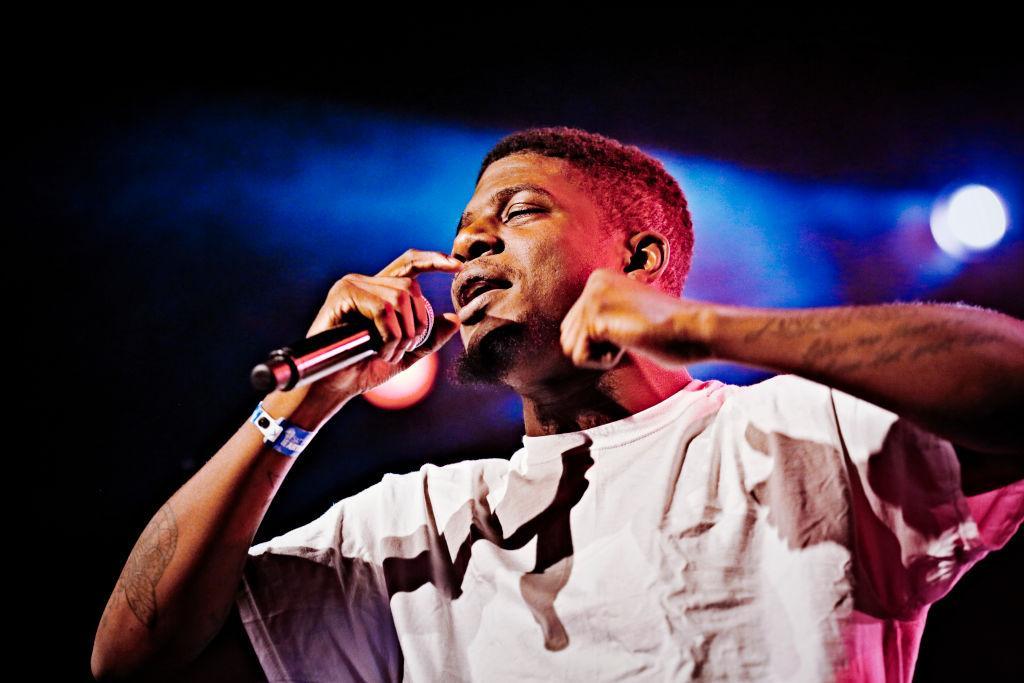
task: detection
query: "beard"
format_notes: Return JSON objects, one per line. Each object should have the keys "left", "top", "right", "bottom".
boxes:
{"left": 446, "top": 309, "right": 564, "bottom": 388}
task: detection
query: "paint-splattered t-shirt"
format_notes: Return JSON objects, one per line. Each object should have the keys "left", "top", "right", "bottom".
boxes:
{"left": 236, "top": 374, "right": 1023, "bottom": 682}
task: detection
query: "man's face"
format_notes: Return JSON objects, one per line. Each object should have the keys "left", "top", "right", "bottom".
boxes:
{"left": 447, "top": 152, "right": 616, "bottom": 389}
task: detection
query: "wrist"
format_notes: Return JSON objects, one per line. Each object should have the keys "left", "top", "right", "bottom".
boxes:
{"left": 261, "top": 384, "right": 353, "bottom": 432}
{"left": 703, "top": 304, "right": 780, "bottom": 366}
{"left": 694, "top": 302, "right": 746, "bottom": 363}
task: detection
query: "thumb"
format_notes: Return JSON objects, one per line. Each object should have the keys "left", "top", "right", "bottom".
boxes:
{"left": 407, "top": 311, "right": 461, "bottom": 361}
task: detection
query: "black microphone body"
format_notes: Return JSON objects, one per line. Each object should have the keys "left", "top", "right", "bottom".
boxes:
{"left": 250, "top": 300, "right": 434, "bottom": 392}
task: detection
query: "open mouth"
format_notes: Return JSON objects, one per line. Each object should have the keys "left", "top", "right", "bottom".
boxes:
{"left": 457, "top": 277, "right": 512, "bottom": 309}
{"left": 457, "top": 283, "right": 511, "bottom": 325}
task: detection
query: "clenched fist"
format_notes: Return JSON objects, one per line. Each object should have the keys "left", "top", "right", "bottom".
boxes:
{"left": 559, "top": 268, "right": 717, "bottom": 370}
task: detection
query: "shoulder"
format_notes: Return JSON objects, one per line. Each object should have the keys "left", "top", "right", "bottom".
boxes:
{"left": 248, "top": 457, "right": 512, "bottom": 564}
{"left": 341, "top": 457, "right": 513, "bottom": 555}
{"left": 722, "top": 373, "right": 834, "bottom": 412}
{"left": 337, "top": 457, "right": 513, "bottom": 515}
{"left": 725, "top": 374, "right": 954, "bottom": 475}
{"left": 716, "top": 373, "right": 840, "bottom": 447}
{"left": 376, "top": 457, "right": 513, "bottom": 500}
{"left": 346, "top": 457, "right": 512, "bottom": 503}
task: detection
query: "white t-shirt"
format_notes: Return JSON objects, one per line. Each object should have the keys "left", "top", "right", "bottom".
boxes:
{"left": 235, "top": 374, "right": 1024, "bottom": 682}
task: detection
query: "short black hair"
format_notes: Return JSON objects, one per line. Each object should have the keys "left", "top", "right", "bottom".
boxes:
{"left": 477, "top": 126, "right": 695, "bottom": 295}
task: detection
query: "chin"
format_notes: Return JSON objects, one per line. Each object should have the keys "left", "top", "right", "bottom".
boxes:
{"left": 449, "top": 317, "right": 526, "bottom": 387}
{"left": 448, "top": 310, "right": 563, "bottom": 388}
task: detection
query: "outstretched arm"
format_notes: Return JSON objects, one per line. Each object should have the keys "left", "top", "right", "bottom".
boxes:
{"left": 708, "top": 300, "right": 1024, "bottom": 455}
{"left": 558, "top": 269, "right": 1024, "bottom": 461}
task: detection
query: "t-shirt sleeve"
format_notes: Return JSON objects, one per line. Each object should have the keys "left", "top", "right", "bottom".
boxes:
{"left": 234, "top": 479, "right": 404, "bottom": 683}
{"left": 828, "top": 384, "right": 1024, "bottom": 619}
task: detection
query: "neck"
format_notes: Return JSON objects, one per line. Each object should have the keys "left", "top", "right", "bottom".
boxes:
{"left": 519, "top": 354, "right": 693, "bottom": 436}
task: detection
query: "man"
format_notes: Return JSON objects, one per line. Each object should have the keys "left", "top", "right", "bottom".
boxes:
{"left": 93, "top": 127, "right": 1024, "bottom": 681}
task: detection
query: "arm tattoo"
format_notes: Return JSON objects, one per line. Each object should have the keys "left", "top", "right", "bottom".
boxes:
{"left": 797, "top": 317, "right": 1006, "bottom": 374}
{"left": 742, "top": 304, "right": 905, "bottom": 343}
{"left": 115, "top": 503, "right": 179, "bottom": 630}
{"left": 741, "top": 304, "right": 1008, "bottom": 375}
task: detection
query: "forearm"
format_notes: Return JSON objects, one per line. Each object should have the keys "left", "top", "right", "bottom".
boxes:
{"left": 704, "top": 301, "right": 1024, "bottom": 453}
{"left": 92, "top": 385, "right": 351, "bottom": 680}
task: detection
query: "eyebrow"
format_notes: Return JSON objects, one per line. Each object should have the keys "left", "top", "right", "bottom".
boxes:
{"left": 455, "top": 183, "right": 555, "bottom": 236}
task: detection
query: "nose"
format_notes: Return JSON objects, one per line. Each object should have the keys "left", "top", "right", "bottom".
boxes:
{"left": 451, "top": 218, "right": 504, "bottom": 263}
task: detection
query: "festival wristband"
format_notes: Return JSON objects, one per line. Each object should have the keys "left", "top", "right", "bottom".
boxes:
{"left": 249, "top": 402, "right": 317, "bottom": 457}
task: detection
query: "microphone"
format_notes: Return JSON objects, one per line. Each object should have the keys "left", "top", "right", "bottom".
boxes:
{"left": 250, "top": 299, "right": 434, "bottom": 392}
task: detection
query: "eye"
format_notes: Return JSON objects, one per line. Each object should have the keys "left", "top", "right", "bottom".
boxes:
{"left": 505, "top": 207, "right": 543, "bottom": 222}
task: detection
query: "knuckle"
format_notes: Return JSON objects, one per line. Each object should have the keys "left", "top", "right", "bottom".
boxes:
{"left": 377, "top": 302, "right": 395, "bottom": 327}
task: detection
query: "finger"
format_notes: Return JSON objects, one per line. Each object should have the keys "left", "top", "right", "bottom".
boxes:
{"left": 379, "top": 249, "right": 464, "bottom": 278}
{"left": 559, "top": 305, "right": 575, "bottom": 343}
{"left": 574, "top": 333, "right": 595, "bottom": 368}
{"left": 569, "top": 307, "right": 588, "bottom": 364}
{"left": 561, "top": 308, "right": 581, "bottom": 359}
{"left": 570, "top": 306, "right": 589, "bottom": 349}
{"left": 407, "top": 279, "right": 428, "bottom": 340}
{"left": 341, "top": 282, "right": 404, "bottom": 362}
{"left": 560, "top": 293, "right": 583, "bottom": 332}
{"left": 571, "top": 314, "right": 620, "bottom": 370}
{"left": 346, "top": 274, "right": 429, "bottom": 342}
{"left": 399, "top": 277, "right": 428, "bottom": 344}
{"left": 582, "top": 311, "right": 622, "bottom": 368}
{"left": 375, "top": 300, "right": 403, "bottom": 363}
{"left": 343, "top": 278, "right": 417, "bottom": 356}
{"left": 394, "top": 287, "right": 416, "bottom": 355}
{"left": 570, "top": 316, "right": 591, "bottom": 367}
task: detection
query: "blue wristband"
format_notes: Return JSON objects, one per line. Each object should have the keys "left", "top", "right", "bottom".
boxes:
{"left": 249, "top": 402, "right": 317, "bottom": 458}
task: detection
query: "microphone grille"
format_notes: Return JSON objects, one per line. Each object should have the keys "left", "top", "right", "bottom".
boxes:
{"left": 411, "top": 299, "right": 435, "bottom": 350}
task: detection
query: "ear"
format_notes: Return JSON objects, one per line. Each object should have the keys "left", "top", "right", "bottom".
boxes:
{"left": 622, "top": 230, "right": 670, "bottom": 283}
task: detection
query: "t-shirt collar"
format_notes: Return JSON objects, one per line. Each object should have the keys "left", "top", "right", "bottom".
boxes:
{"left": 518, "top": 377, "right": 721, "bottom": 464}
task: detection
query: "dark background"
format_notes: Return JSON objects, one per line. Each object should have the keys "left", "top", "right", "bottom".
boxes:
{"left": 27, "top": 31, "right": 1022, "bottom": 680}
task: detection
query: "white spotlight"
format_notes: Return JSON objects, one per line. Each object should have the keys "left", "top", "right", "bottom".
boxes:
{"left": 930, "top": 184, "right": 1009, "bottom": 258}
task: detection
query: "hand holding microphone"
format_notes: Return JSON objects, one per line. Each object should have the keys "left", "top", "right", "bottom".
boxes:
{"left": 251, "top": 249, "right": 464, "bottom": 397}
